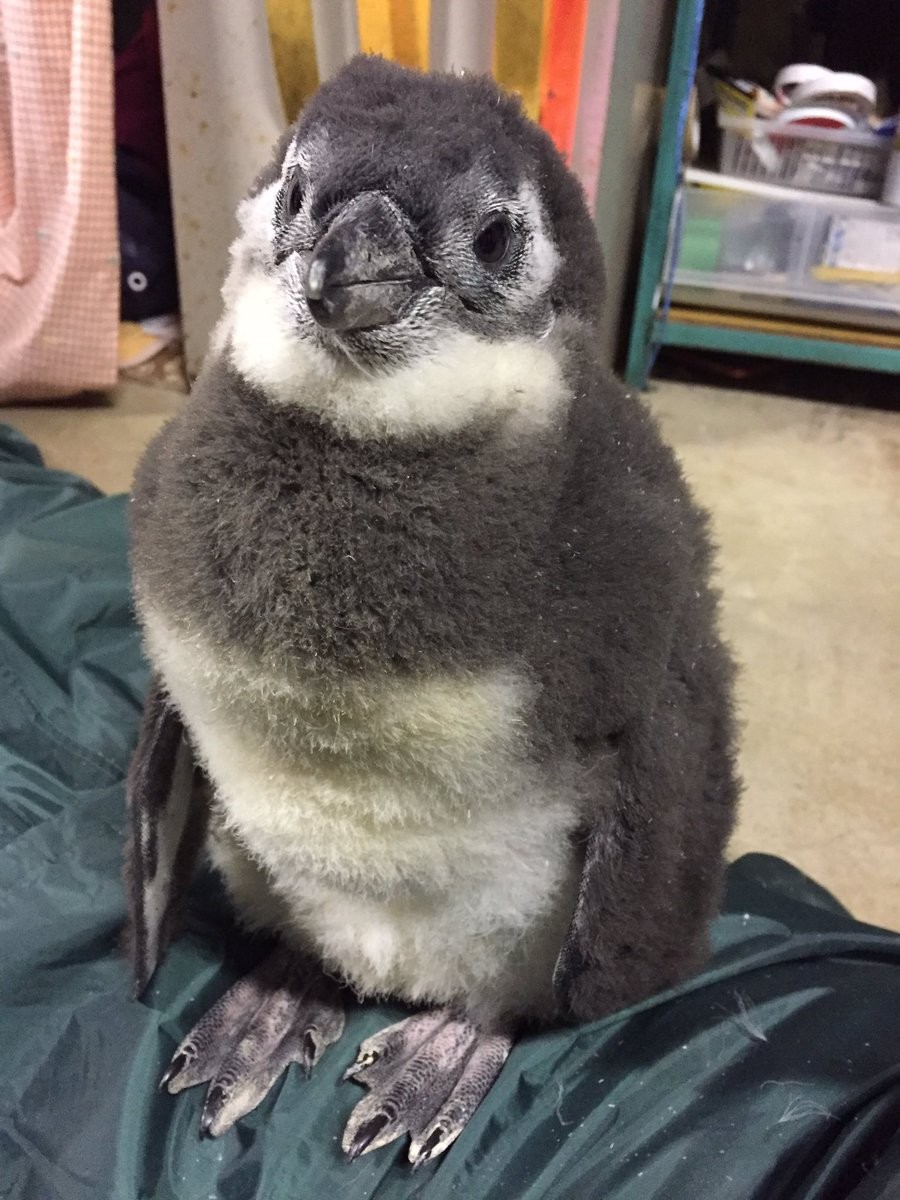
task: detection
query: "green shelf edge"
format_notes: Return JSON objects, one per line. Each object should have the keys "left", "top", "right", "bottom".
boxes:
{"left": 622, "top": 0, "right": 705, "bottom": 390}
{"left": 660, "top": 319, "right": 900, "bottom": 374}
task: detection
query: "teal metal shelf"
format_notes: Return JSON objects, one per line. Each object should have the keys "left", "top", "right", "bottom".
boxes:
{"left": 623, "top": 0, "right": 900, "bottom": 386}
{"left": 661, "top": 319, "right": 900, "bottom": 374}
{"left": 624, "top": 0, "right": 704, "bottom": 389}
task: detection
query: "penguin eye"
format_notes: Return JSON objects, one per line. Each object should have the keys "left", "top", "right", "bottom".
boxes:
{"left": 473, "top": 212, "right": 513, "bottom": 265}
{"left": 283, "top": 167, "right": 304, "bottom": 220}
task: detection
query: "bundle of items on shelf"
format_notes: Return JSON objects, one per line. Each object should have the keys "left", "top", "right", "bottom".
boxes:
{"left": 705, "top": 63, "right": 898, "bottom": 201}
{"left": 626, "top": 3, "right": 900, "bottom": 387}
{"left": 669, "top": 59, "right": 900, "bottom": 335}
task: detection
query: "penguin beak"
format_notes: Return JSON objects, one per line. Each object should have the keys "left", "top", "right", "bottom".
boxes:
{"left": 303, "top": 192, "right": 432, "bottom": 332}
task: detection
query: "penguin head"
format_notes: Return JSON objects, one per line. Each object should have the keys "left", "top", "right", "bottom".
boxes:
{"left": 219, "top": 56, "right": 605, "bottom": 438}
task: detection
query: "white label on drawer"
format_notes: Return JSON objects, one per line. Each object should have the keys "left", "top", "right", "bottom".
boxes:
{"left": 822, "top": 217, "right": 900, "bottom": 275}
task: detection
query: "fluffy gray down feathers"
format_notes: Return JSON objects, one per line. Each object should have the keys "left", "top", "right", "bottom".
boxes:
{"left": 129, "top": 56, "right": 738, "bottom": 1028}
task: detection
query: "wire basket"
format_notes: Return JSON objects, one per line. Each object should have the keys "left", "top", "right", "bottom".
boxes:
{"left": 718, "top": 114, "right": 891, "bottom": 198}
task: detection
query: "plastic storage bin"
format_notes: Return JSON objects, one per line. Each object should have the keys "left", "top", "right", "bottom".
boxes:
{"left": 670, "top": 184, "right": 900, "bottom": 331}
{"left": 718, "top": 114, "right": 891, "bottom": 199}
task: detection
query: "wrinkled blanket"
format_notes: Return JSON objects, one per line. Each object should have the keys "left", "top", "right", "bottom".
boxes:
{"left": 1, "top": 424, "right": 898, "bottom": 1200}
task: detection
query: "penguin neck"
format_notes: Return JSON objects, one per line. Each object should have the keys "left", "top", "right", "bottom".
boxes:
{"left": 219, "top": 268, "right": 570, "bottom": 443}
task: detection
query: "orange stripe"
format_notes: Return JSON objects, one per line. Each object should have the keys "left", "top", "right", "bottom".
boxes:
{"left": 266, "top": 0, "right": 319, "bottom": 121}
{"left": 357, "top": 1, "right": 393, "bottom": 57}
{"left": 494, "top": 0, "right": 549, "bottom": 122}
{"left": 390, "top": 0, "right": 429, "bottom": 68}
{"left": 538, "top": 0, "right": 589, "bottom": 159}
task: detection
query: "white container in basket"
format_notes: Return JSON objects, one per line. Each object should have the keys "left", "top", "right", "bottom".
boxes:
{"left": 718, "top": 112, "right": 891, "bottom": 198}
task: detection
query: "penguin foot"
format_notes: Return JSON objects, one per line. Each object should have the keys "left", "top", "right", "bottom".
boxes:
{"left": 341, "top": 1009, "right": 512, "bottom": 1165}
{"left": 161, "top": 946, "right": 345, "bottom": 1137}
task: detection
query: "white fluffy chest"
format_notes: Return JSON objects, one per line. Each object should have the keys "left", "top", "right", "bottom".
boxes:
{"left": 143, "top": 609, "right": 581, "bottom": 1016}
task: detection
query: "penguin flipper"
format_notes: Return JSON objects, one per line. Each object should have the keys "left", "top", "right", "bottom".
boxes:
{"left": 551, "top": 689, "right": 737, "bottom": 1023}
{"left": 124, "top": 675, "right": 209, "bottom": 997}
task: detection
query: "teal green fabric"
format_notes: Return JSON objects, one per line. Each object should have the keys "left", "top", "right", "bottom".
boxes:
{"left": 1, "top": 424, "right": 898, "bottom": 1200}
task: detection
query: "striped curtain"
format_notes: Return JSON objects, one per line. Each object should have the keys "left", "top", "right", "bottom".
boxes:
{"left": 266, "top": 0, "right": 621, "bottom": 208}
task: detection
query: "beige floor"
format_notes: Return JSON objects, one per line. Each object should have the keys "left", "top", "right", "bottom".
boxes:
{"left": 3, "top": 377, "right": 898, "bottom": 929}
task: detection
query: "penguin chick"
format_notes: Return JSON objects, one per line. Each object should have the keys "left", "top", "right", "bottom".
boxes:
{"left": 125, "top": 56, "right": 739, "bottom": 1166}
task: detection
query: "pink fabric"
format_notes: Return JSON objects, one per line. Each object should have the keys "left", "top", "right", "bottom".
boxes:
{"left": 0, "top": 0, "right": 118, "bottom": 400}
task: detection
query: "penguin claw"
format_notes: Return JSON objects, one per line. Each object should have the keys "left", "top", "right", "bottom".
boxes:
{"left": 160, "top": 947, "right": 345, "bottom": 1137}
{"left": 344, "top": 1110, "right": 401, "bottom": 1160}
{"left": 410, "top": 1123, "right": 449, "bottom": 1167}
{"left": 342, "top": 1010, "right": 512, "bottom": 1164}
{"left": 198, "top": 1086, "right": 225, "bottom": 1138}
{"left": 158, "top": 1051, "right": 187, "bottom": 1091}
